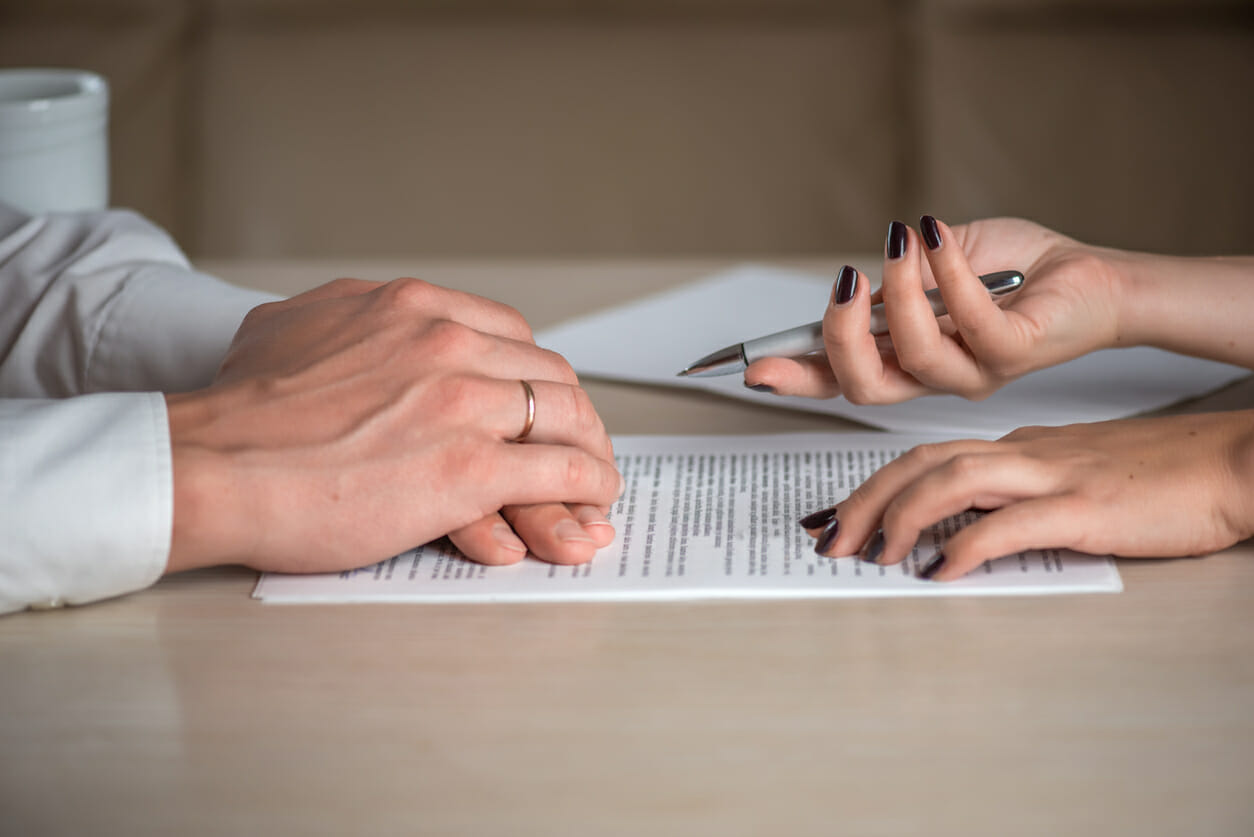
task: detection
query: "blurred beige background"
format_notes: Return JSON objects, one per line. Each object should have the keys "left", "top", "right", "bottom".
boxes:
{"left": 2, "top": 0, "right": 1251, "bottom": 260}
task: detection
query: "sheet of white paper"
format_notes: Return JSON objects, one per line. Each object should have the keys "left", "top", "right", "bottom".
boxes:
{"left": 535, "top": 264, "right": 1248, "bottom": 436}
{"left": 253, "top": 433, "right": 1122, "bottom": 603}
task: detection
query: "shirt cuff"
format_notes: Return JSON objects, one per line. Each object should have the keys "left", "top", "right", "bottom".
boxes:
{"left": 89, "top": 267, "right": 279, "bottom": 394}
{"left": 0, "top": 393, "right": 172, "bottom": 614}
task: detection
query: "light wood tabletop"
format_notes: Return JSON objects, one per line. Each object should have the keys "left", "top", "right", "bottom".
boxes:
{"left": 3, "top": 258, "right": 1252, "bottom": 837}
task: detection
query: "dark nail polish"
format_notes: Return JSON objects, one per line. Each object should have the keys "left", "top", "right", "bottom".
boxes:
{"left": 799, "top": 506, "right": 837, "bottom": 530}
{"left": 886, "top": 220, "right": 907, "bottom": 260}
{"left": 815, "top": 519, "right": 841, "bottom": 555}
{"left": 863, "top": 529, "right": 885, "bottom": 563}
{"left": 745, "top": 382, "right": 775, "bottom": 394}
{"left": 919, "top": 552, "right": 947, "bottom": 580}
{"left": 920, "top": 214, "right": 942, "bottom": 250}
{"left": 832, "top": 264, "right": 857, "bottom": 306}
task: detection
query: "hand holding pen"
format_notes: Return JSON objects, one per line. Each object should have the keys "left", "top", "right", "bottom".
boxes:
{"left": 680, "top": 269, "right": 1024, "bottom": 378}
{"left": 789, "top": 217, "right": 1254, "bottom": 582}
{"left": 709, "top": 215, "right": 1132, "bottom": 405}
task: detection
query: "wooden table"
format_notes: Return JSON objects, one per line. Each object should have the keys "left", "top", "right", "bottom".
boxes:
{"left": 4, "top": 259, "right": 1253, "bottom": 836}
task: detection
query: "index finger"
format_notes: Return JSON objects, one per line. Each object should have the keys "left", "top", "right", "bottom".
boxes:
{"left": 919, "top": 215, "right": 1019, "bottom": 358}
{"left": 819, "top": 437, "right": 999, "bottom": 557}
{"left": 819, "top": 264, "right": 932, "bottom": 404}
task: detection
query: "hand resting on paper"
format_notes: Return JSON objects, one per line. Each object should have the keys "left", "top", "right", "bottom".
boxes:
{"left": 802, "top": 412, "right": 1254, "bottom": 581}
{"left": 789, "top": 217, "right": 1254, "bottom": 579}
{"left": 164, "top": 277, "right": 623, "bottom": 576}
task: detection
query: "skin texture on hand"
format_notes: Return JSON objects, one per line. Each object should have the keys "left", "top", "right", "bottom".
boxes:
{"left": 747, "top": 216, "right": 1254, "bottom": 404}
{"left": 803, "top": 410, "right": 1254, "bottom": 581}
{"left": 164, "top": 277, "right": 623, "bottom": 576}
{"left": 770, "top": 216, "right": 1254, "bottom": 580}
{"left": 745, "top": 217, "right": 1128, "bottom": 402}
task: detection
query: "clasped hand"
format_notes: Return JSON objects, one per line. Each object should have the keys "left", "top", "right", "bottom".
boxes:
{"left": 165, "top": 277, "right": 623, "bottom": 575}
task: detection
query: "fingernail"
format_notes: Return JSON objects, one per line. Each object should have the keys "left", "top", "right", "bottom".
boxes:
{"left": 863, "top": 529, "right": 885, "bottom": 563}
{"left": 745, "top": 382, "right": 775, "bottom": 394}
{"left": 886, "top": 220, "right": 908, "bottom": 260}
{"left": 919, "top": 552, "right": 947, "bottom": 580}
{"left": 799, "top": 506, "right": 837, "bottom": 530}
{"left": 831, "top": 264, "right": 857, "bottom": 306}
{"left": 815, "top": 519, "right": 841, "bottom": 555}
{"left": 574, "top": 506, "right": 614, "bottom": 531}
{"left": 493, "top": 523, "right": 527, "bottom": 554}
{"left": 555, "top": 518, "right": 596, "bottom": 544}
{"left": 920, "top": 214, "right": 942, "bottom": 250}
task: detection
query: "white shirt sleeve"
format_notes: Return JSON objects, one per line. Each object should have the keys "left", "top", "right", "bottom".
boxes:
{"left": 0, "top": 202, "right": 280, "bottom": 614}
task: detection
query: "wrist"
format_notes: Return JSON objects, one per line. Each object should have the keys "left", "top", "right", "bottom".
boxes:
{"left": 1224, "top": 410, "right": 1254, "bottom": 544}
{"left": 164, "top": 388, "right": 255, "bottom": 574}
{"left": 1098, "top": 249, "right": 1254, "bottom": 364}
{"left": 1097, "top": 246, "right": 1166, "bottom": 349}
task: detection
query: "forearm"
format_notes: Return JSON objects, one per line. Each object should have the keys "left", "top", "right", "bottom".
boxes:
{"left": 0, "top": 203, "right": 277, "bottom": 398}
{"left": 1108, "top": 248, "right": 1254, "bottom": 368}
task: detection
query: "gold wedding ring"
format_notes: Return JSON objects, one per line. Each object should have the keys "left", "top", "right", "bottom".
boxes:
{"left": 512, "top": 379, "right": 536, "bottom": 442}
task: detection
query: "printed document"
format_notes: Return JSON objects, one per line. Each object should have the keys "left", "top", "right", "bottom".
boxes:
{"left": 535, "top": 265, "right": 1248, "bottom": 436}
{"left": 253, "top": 434, "right": 1122, "bottom": 603}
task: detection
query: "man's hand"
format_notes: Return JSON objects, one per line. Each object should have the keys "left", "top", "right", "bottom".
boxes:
{"left": 164, "top": 277, "right": 622, "bottom": 575}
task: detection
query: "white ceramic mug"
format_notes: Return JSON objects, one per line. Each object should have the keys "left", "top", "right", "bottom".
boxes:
{"left": 0, "top": 68, "right": 109, "bottom": 213}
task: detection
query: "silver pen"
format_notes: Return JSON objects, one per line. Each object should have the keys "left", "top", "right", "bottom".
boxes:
{"left": 678, "top": 269, "right": 1024, "bottom": 377}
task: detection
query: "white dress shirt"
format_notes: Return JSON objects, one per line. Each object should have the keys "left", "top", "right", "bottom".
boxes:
{"left": 0, "top": 203, "right": 277, "bottom": 614}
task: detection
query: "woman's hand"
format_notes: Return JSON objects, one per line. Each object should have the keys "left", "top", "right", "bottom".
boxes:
{"left": 165, "top": 277, "right": 623, "bottom": 575}
{"left": 745, "top": 216, "right": 1127, "bottom": 403}
{"left": 802, "top": 411, "right": 1254, "bottom": 580}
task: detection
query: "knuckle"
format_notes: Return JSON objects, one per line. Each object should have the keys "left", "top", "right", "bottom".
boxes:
{"left": 539, "top": 347, "right": 579, "bottom": 384}
{"left": 567, "top": 386, "right": 602, "bottom": 436}
{"left": 900, "top": 442, "right": 948, "bottom": 470}
{"left": 840, "top": 481, "right": 880, "bottom": 518}
{"left": 562, "top": 452, "right": 589, "bottom": 490}
{"left": 840, "top": 380, "right": 878, "bottom": 405}
{"left": 958, "top": 384, "right": 996, "bottom": 402}
{"left": 877, "top": 495, "right": 915, "bottom": 537}
{"left": 943, "top": 452, "right": 988, "bottom": 481}
{"left": 502, "top": 306, "right": 533, "bottom": 342}
{"left": 822, "top": 326, "right": 858, "bottom": 353}
{"left": 980, "top": 352, "right": 1028, "bottom": 382}
{"left": 426, "top": 319, "right": 483, "bottom": 358}
{"left": 894, "top": 345, "right": 941, "bottom": 379}
{"left": 385, "top": 276, "right": 439, "bottom": 309}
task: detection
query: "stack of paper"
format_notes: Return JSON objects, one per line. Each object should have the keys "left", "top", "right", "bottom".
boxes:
{"left": 254, "top": 434, "right": 1122, "bottom": 603}
{"left": 257, "top": 265, "right": 1251, "bottom": 604}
